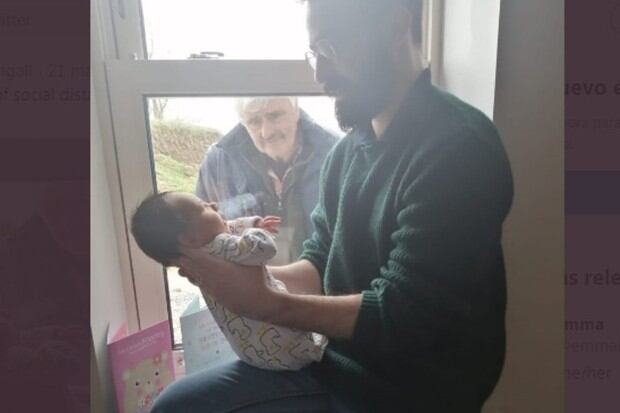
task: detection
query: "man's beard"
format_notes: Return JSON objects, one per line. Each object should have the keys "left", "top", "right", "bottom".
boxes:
{"left": 332, "top": 52, "right": 396, "bottom": 132}
{"left": 334, "top": 89, "right": 386, "bottom": 132}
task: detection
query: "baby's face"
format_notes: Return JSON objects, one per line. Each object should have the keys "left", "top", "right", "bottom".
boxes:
{"left": 165, "top": 193, "right": 227, "bottom": 246}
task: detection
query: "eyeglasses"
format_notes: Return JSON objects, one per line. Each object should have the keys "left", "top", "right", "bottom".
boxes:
{"left": 304, "top": 39, "right": 338, "bottom": 71}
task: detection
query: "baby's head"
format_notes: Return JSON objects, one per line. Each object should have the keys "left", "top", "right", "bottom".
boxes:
{"left": 131, "top": 192, "right": 228, "bottom": 266}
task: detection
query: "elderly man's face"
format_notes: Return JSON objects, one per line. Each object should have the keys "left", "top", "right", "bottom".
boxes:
{"left": 306, "top": 0, "right": 399, "bottom": 131}
{"left": 240, "top": 98, "right": 300, "bottom": 162}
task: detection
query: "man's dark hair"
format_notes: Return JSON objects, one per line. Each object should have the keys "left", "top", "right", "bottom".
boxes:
{"left": 301, "top": 0, "right": 424, "bottom": 45}
{"left": 130, "top": 192, "right": 188, "bottom": 266}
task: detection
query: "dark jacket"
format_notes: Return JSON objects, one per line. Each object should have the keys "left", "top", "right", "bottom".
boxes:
{"left": 196, "top": 111, "right": 338, "bottom": 259}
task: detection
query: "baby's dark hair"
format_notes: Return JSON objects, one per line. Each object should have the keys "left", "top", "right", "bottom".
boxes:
{"left": 130, "top": 192, "right": 188, "bottom": 266}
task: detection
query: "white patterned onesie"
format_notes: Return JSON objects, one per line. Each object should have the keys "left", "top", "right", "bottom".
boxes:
{"left": 202, "top": 217, "right": 327, "bottom": 370}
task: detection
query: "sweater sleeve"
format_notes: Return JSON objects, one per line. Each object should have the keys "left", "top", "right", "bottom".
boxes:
{"left": 350, "top": 134, "right": 513, "bottom": 356}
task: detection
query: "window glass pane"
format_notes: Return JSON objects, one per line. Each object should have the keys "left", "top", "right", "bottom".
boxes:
{"left": 141, "top": 0, "right": 308, "bottom": 60}
{"left": 146, "top": 96, "right": 343, "bottom": 345}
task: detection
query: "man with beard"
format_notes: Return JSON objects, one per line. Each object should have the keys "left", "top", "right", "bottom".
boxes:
{"left": 154, "top": 1, "right": 513, "bottom": 412}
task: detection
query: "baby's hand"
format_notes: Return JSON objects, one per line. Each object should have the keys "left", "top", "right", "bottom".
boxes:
{"left": 256, "top": 216, "right": 281, "bottom": 234}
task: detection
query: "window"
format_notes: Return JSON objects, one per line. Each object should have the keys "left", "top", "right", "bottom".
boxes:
{"left": 145, "top": 95, "right": 341, "bottom": 344}
{"left": 141, "top": 0, "right": 308, "bottom": 60}
{"left": 102, "top": 0, "right": 434, "bottom": 345}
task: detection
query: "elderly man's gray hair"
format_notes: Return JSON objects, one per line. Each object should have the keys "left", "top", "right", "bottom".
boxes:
{"left": 235, "top": 97, "right": 299, "bottom": 118}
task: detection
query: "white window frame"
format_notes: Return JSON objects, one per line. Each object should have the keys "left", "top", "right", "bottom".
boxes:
{"left": 100, "top": 0, "right": 438, "bottom": 335}
{"left": 106, "top": 60, "right": 323, "bottom": 332}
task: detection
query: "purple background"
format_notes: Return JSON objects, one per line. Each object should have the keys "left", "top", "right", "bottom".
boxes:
{"left": 566, "top": 0, "right": 620, "bottom": 412}
{"left": 0, "top": 0, "right": 89, "bottom": 411}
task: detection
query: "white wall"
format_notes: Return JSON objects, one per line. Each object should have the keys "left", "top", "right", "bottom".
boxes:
{"left": 91, "top": 336, "right": 106, "bottom": 413}
{"left": 90, "top": 1, "right": 138, "bottom": 410}
{"left": 435, "top": 0, "right": 501, "bottom": 119}
{"left": 486, "top": 0, "right": 564, "bottom": 411}
{"left": 90, "top": 86, "right": 129, "bottom": 412}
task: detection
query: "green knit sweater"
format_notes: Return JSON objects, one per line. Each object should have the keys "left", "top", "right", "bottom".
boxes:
{"left": 301, "top": 70, "right": 513, "bottom": 412}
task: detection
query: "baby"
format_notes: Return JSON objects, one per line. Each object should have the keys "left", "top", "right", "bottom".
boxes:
{"left": 130, "top": 191, "right": 327, "bottom": 371}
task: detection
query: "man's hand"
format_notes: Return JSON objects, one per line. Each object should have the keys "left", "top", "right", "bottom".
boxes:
{"left": 174, "top": 246, "right": 284, "bottom": 322}
{"left": 256, "top": 216, "right": 281, "bottom": 234}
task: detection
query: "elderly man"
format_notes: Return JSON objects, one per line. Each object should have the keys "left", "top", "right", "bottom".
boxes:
{"left": 157, "top": 1, "right": 513, "bottom": 412}
{"left": 195, "top": 97, "right": 337, "bottom": 264}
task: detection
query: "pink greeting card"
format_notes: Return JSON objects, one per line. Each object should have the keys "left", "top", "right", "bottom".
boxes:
{"left": 108, "top": 320, "right": 175, "bottom": 413}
